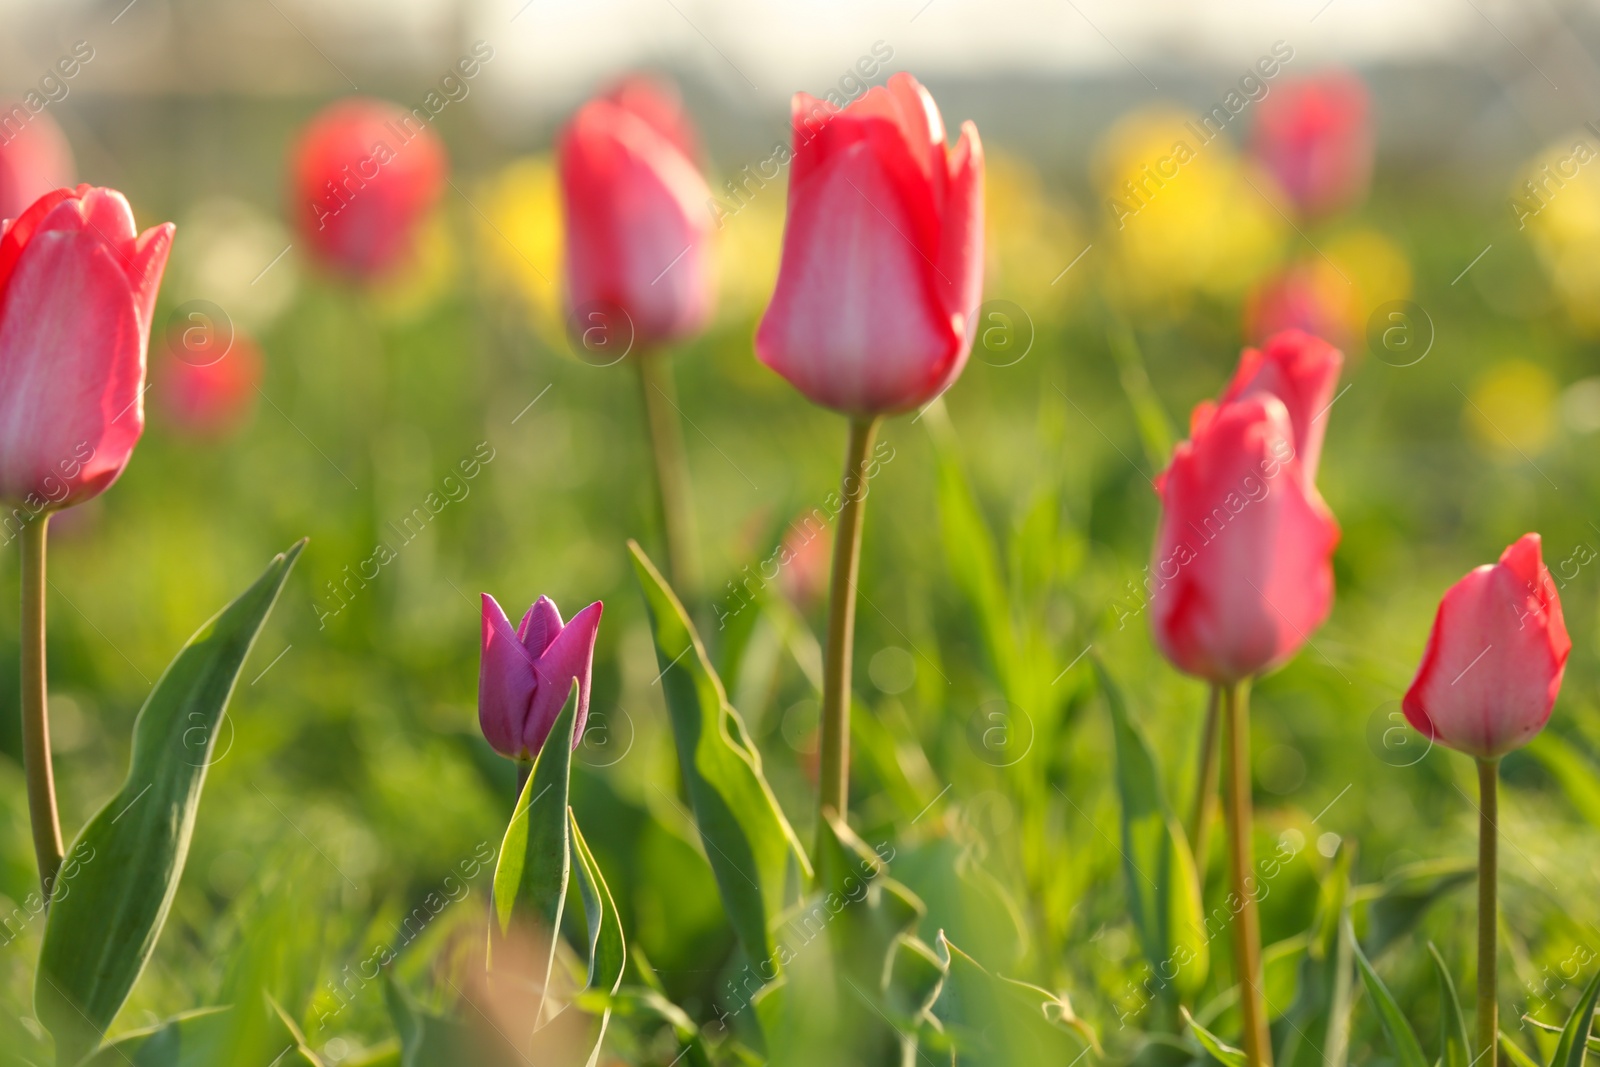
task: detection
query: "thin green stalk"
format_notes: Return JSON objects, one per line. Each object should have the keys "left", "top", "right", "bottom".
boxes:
{"left": 1223, "top": 680, "right": 1272, "bottom": 1067}
{"left": 634, "top": 353, "right": 700, "bottom": 603}
{"left": 1478, "top": 756, "right": 1500, "bottom": 1067}
{"left": 1189, "top": 686, "right": 1223, "bottom": 879}
{"left": 20, "top": 517, "right": 63, "bottom": 898}
{"left": 816, "top": 415, "right": 880, "bottom": 839}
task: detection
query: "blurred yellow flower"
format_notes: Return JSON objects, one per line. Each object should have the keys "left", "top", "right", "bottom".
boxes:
{"left": 1517, "top": 131, "right": 1600, "bottom": 333}
{"left": 984, "top": 150, "right": 1087, "bottom": 314}
{"left": 714, "top": 179, "right": 784, "bottom": 322}
{"left": 367, "top": 211, "right": 458, "bottom": 324}
{"left": 1093, "top": 107, "right": 1286, "bottom": 310}
{"left": 1464, "top": 360, "right": 1559, "bottom": 455}
{"left": 473, "top": 156, "right": 565, "bottom": 343}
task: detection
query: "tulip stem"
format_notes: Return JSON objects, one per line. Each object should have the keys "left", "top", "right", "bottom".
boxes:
{"left": 19, "top": 517, "right": 63, "bottom": 900}
{"left": 1222, "top": 681, "right": 1272, "bottom": 1067}
{"left": 1477, "top": 756, "right": 1500, "bottom": 1067}
{"left": 817, "top": 415, "right": 880, "bottom": 839}
{"left": 1188, "top": 686, "right": 1223, "bottom": 882}
{"left": 634, "top": 354, "right": 700, "bottom": 604}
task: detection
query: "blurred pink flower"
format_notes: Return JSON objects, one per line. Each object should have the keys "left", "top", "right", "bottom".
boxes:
{"left": 289, "top": 97, "right": 447, "bottom": 280}
{"left": 0, "top": 111, "right": 75, "bottom": 222}
{"left": 160, "top": 332, "right": 262, "bottom": 437}
{"left": 1243, "top": 264, "right": 1351, "bottom": 349}
{"left": 1251, "top": 73, "right": 1374, "bottom": 218}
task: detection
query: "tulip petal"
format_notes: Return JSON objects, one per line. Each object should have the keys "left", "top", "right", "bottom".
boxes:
{"left": 0, "top": 186, "right": 76, "bottom": 298}
{"left": 1222, "top": 329, "right": 1342, "bottom": 484}
{"left": 517, "top": 595, "right": 564, "bottom": 659}
{"left": 756, "top": 138, "right": 960, "bottom": 415}
{"left": 938, "top": 121, "right": 984, "bottom": 332}
{"left": 605, "top": 75, "right": 701, "bottom": 163}
{"left": 480, "top": 593, "right": 538, "bottom": 760}
{"left": 125, "top": 223, "right": 175, "bottom": 335}
{"left": 0, "top": 232, "right": 145, "bottom": 507}
{"left": 525, "top": 600, "right": 603, "bottom": 754}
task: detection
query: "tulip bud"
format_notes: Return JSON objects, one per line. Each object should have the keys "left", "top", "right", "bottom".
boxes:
{"left": 756, "top": 72, "right": 985, "bottom": 416}
{"left": 479, "top": 594, "right": 603, "bottom": 761}
{"left": 1402, "top": 534, "right": 1569, "bottom": 759}
{"left": 289, "top": 98, "right": 447, "bottom": 279}
{"left": 1150, "top": 395, "right": 1340, "bottom": 683}
{"left": 0, "top": 111, "right": 75, "bottom": 222}
{"left": 0, "top": 185, "right": 173, "bottom": 511}
{"left": 558, "top": 76, "right": 715, "bottom": 349}
{"left": 1250, "top": 72, "right": 1373, "bottom": 219}
{"left": 1218, "top": 328, "right": 1343, "bottom": 485}
{"left": 160, "top": 331, "right": 262, "bottom": 437}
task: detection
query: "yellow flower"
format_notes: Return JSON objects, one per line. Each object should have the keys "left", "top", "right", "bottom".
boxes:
{"left": 984, "top": 151, "right": 1087, "bottom": 314}
{"left": 1464, "top": 360, "right": 1559, "bottom": 456}
{"left": 473, "top": 156, "right": 565, "bottom": 343}
{"left": 1516, "top": 132, "right": 1600, "bottom": 333}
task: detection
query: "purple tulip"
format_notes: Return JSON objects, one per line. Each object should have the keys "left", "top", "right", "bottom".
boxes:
{"left": 478, "top": 593, "right": 603, "bottom": 761}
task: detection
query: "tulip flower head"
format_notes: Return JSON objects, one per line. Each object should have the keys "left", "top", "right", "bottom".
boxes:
{"left": 0, "top": 111, "right": 75, "bottom": 222}
{"left": 1251, "top": 72, "right": 1374, "bottom": 219}
{"left": 558, "top": 75, "right": 715, "bottom": 351}
{"left": 290, "top": 97, "right": 447, "bottom": 279}
{"left": 160, "top": 331, "right": 263, "bottom": 437}
{"left": 479, "top": 594, "right": 603, "bottom": 762}
{"left": 1402, "top": 534, "right": 1569, "bottom": 760}
{"left": 1218, "top": 328, "right": 1343, "bottom": 484}
{"left": 1243, "top": 266, "right": 1352, "bottom": 352}
{"left": 0, "top": 185, "right": 173, "bottom": 512}
{"left": 756, "top": 72, "right": 985, "bottom": 417}
{"left": 1150, "top": 395, "right": 1340, "bottom": 683}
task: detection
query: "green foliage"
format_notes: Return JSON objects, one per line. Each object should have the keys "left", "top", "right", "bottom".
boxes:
{"left": 628, "top": 541, "right": 809, "bottom": 969}
{"left": 1347, "top": 920, "right": 1428, "bottom": 1067}
{"left": 36, "top": 542, "right": 304, "bottom": 1065}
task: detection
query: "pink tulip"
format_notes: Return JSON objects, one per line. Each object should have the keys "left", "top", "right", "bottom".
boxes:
{"left": 479, "top": 594, "right": 603, "bottom": 761}
{"left": 1243, "top": 268, "right": 1351, "bottom": 352}
{"left": 289, "top": 98, "right": 447, "bottom": 279}
{"left": 0, "top": 186, "right": 173, "bottom": 511}
{"left": 1402, "top": 535, "right": 1569, "bottom": 759}
{"left": 558, "top": 76, "right": 715, "bottom": 348}
{"left": 0, "top": 111, "right": 75, "bottom": 222}
{"left": 1251, "top": 73, "right": 1374, "bottom": 218}
{"left": 755, "top": 72, "right": 984, "bottom": 416}
{"left": 1218, "top": 328, "right": 1343, "bottom": 484}
{"left": 160, "top": 332, "right": 262, "bottom": 437}
{"left": 1150, "top": 395, "right": 1340, "bottom": 683}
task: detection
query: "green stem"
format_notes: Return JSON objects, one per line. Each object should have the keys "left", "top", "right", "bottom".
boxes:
{"left": 20, "top": 517, "right": 63, "bottom": 899}
{"left": 1478, "top": 757, "right": 1500, "bottom": 1067}
{"left": 634, "top": 353, "right": 700, "bottom": 604}
{"left": 1189, "top": 686, "right": 1223, "bottom": 880}
{"left": 816, "top": 415, "right": 880, "bottom": 839}
{"left": 1223, "top": 680, "right": 1272, "bottom": 1067}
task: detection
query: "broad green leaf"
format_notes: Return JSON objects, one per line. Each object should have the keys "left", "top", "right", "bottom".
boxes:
{"left": 628, "top": 541, "right": 809, "bottom": 968}
{"left": 490, "top": 683, "right": 578, "bottom": 1013}
{"left": 1356, "top": 858, "right": 1475, "bottom": 959}
{"left": 383, "top": 974, "right": 511, "bottom": 1067}
{"left": 1548, "top": 966, "right": 1600, "bottom": 1067}
{"left": 578, "top": 986, "right": 713, "bottom": 1067}
{"left": 1347, "top": 919, "right": 1428, "bottom": 1067}
{"left": 1181, "top": 1006, "right": 1247, "bottom": 1067}
{"left": 1527, "top": 733, "right": 1600, "bottom": 828}
{"left": 77, "top": 1008, "right": 233, "bottom": 1067}
{"left": 1275, "top": 844, "right": 1354, "bottom": 1067}
{"left": 1427, "top": 944, "right": 1469, "bottom": 1067}
{"left": 37, "top": 542, "right": 305, "bottom": 1065}
{"left": 569, "top": 811, "right": 625, "bottom": 1067}
{"left": 1096, "top": 658, "right": 1208, "bottom": 1001}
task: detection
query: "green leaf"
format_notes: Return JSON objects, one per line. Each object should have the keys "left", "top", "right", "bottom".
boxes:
{"left": 1182, "top": 1006, "right": 1247, "bottom": 1067}
{"left": 36, "top": 542, "right": 305, "bottom": 1065}
{"left": 1547, "top": 966, "right": 1600, "bottom": 1067}
{"left": 1522, "top": 1014, "right": 1600, "bottom": 1054}
{"left": 1427, "top": 944, "right": 1469, "bottom": 1067}
{"left": 932, "top": 933, "right": 1097, "bottom": 1063}
{"left": 1502, "top": 1032, "right": 1544, "bottom": 1067}
{"left": 383, "top": 974, "right": 510, "bottom": 1067}
{"left": 489, "top": 682, "right": 578, "bottom": 1011}
{"left": 1526, "top": 733, "right": 1600, "bottom": 828}
{"left": 1356, "top": 858, "right": 1475, "bottom": 959}
{"left": 1347, "top": 919, "right": 1428, "bottom": 1067}
{"left": 628, "top": 541, "right": 809, "bottom": 968}
{"left": 77, "top": 1008, "right": 233, "bottom": 1067}
{"left": 1108, "top": 318, "right": 1175, "bottom": 471}
{"left": 1095, "top": 657, "right": 1209, "bottom": 1001}
{"left": 1275, "top": 843, "right": 1354, "bottom": 1067}
{"left": 569, "top": 811, "right": 625, "bottom": 1067}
